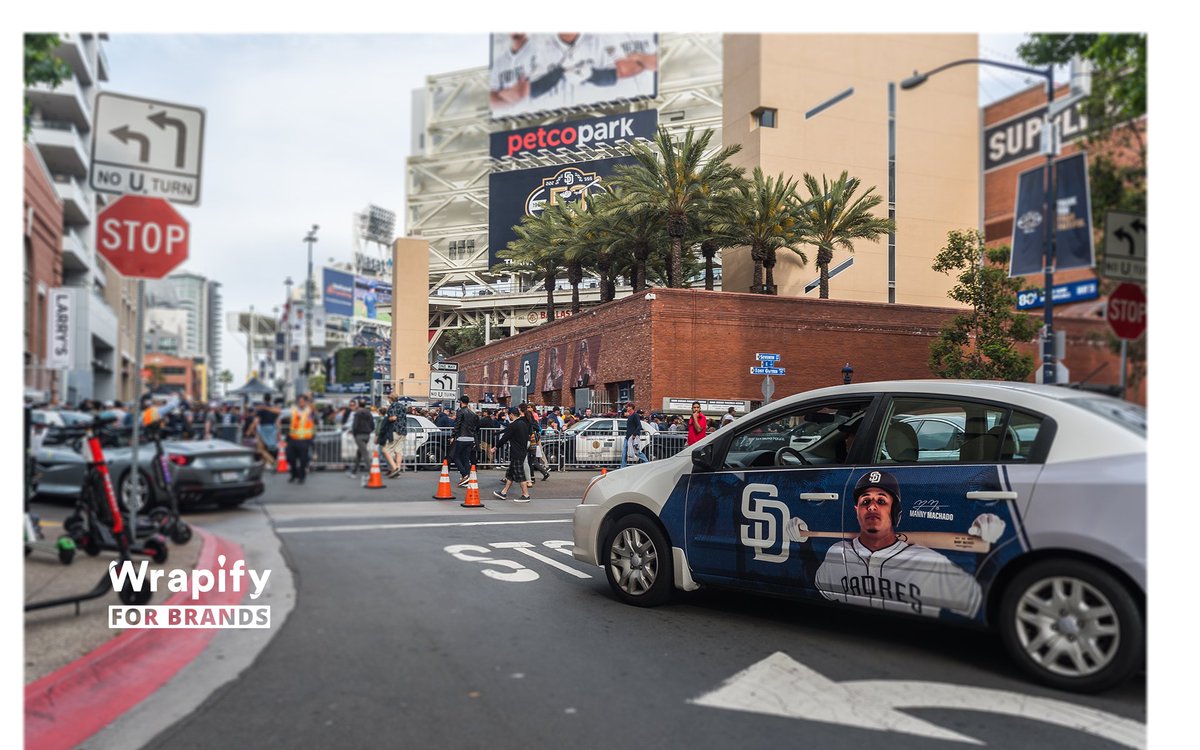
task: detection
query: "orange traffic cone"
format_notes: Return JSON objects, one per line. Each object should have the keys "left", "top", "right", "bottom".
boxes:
{"left": 461, "top": 465, "right": 483, "bottom": 508}
{"left": 600, "top": 467, "right": 607, "bottom": 476}
{"left": 275, "top": 437, "right": 290, "bottom": 475}
{"left": 432, "top": 460, "right": 454, "bottom": 499}
{"left": 364, "top": 451, "right": 386, "bottom": 489}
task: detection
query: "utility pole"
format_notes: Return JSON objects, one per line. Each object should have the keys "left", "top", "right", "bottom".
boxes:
{"left": 302, "top": 224, "right": 319, "bottom": 395}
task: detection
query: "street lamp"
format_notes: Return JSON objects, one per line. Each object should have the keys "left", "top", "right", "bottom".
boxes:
{"left": 302, "top": 224, "right": 319, "bottom": 393}
{"left": 901, "top": 58, "right": 1059, "bottom": 384}
{"left": 284, "top": 276, "right": 294, "bottom": 401}
{"left": 841, "top": 362, "right": 854, "bottom": 385}
{"left": 247, "top": 304, "right": 255, "bottom": 381}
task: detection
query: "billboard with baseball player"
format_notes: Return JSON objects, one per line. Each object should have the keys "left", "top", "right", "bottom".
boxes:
{"left": 488, "top": 156, "right": 636, "bottom": 267}
{"left": 489, "top": 33, "right": 658, "bottom": 119}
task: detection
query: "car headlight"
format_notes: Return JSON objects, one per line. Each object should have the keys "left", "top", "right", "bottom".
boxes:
{"left": 579, "top": 473, "right": 605, "bottom": 506}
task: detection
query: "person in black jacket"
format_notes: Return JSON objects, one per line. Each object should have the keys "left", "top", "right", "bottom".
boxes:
{"left": 347, "top": 399, "right": 376, "bottom": 477}
{"left": 493, "top": 405, "right": 532, "bottom": 502}
{"left": 450, "top": 395, "right": 480, "bottom": 487}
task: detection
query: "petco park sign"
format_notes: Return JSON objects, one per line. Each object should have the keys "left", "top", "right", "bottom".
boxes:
{"left": 490, "top": 110, "right": 657, "bottom": 159}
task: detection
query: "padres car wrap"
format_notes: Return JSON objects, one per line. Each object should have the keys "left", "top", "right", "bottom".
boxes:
{"left": 572, "top": 380, "right": 1146, "bottom": 693}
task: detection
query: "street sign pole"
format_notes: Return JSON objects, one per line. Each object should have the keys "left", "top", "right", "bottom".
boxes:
{"left": 129, "top": 280, "right": 145, "bottom": 542}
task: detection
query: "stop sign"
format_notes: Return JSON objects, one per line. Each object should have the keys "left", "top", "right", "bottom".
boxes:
{"left": 1106, "top": 282, "right": 1147, "bottom": 340}
{"left": 96, "top": 195, "right": 189, "bottom": 279}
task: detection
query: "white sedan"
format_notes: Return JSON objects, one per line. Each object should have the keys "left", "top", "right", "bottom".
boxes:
{"left": 572, "top": 380, "right": 1145, "bottom": 693}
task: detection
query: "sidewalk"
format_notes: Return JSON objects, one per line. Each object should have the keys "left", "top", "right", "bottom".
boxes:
{"left": 24, "top": 524, "right": 242, "bottom": 750}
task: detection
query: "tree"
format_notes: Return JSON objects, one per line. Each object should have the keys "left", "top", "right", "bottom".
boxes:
{"left": 799, "top": 171, "right": 893, "bottom": 299}
{"left": 611, "top": 126, "right": 744, "bottom": 288}
{"left": 928, "top": 230, "right": 1041, "bottom": 381}
{"left": 24, "top": 34, "right": 71, "bottom": 137}
{"left": 439, "top": 319, "right": 505, "bottom": 357}
{"left": 1018, "top": 34, "right": 1146, "bottom": 167}
{"left": 712, "top": 168, "right": 810, "bottom": 294}
{"left": 308, "top": 374, "right": 326, "bottom": 394}
{"left": 593, "top": 187, "right": 667, "bottom": 292}
{"left": 218, "top": 369, "right": 234, "bottom": 397}
{"left": 500, "top": 203, "right": 571, "bottom": 322}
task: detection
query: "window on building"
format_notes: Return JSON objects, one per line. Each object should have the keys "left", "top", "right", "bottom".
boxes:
{"left": 752, "top": 107, "right": 778, "bottom": 128}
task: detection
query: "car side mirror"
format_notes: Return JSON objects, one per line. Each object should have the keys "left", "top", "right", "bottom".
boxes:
{"left": 692, "top": 444, "right": 716, "bottom": 473}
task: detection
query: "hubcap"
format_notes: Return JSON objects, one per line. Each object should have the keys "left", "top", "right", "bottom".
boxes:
{"left": 609, "top": 527, "right": 658, "bottom": 596}
{"left": 122, "top": 476, "right": 148, "bottom": 512}
{"left": 1014, "top": 575, "right": 1120, "bottom": 678}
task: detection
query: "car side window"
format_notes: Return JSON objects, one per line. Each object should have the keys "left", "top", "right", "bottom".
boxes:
{"left": 877, "top": 398, "right": 1043, "bottom": 464}
{"left": 721, "top": 399, "right": 872, "bottom": 469}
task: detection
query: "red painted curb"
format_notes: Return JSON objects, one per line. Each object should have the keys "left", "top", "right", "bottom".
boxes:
{"left": 25, "top": 528, "right": 251, "bottom": 750}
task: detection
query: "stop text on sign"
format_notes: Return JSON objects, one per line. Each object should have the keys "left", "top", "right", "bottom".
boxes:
{"left": 100, "top": 218, "right": 186, "bottom": 257}
{"left": 95, "top": 195, "right": 190, "bottom": 279}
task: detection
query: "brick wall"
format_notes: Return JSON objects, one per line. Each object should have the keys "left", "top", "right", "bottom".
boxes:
{"left": 449, "top": 287, "right": 1142, "bottom": 410}
{"left": 23, "top": 145, "right": 64, "bottom": 375}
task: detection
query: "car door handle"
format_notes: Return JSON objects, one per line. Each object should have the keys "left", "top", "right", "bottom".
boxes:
{"left": 799, "top": 493, "right": 839, "bottom": 502}
{"left": 966, "top": 491, "right": 1018, "bottom": 501}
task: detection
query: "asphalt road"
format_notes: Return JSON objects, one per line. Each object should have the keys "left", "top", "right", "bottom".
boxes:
{"left": 125, "top": 468, "right": 1145, "bottom": 749}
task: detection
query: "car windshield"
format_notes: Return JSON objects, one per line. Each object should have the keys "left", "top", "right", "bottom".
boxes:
{"left": 1066, "top": 396, "right": 1146, "bottom": 437}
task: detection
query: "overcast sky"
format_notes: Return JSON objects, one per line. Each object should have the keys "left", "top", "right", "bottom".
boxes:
{"left": 88, "top": 31, "right": 1056, "bottom": 387}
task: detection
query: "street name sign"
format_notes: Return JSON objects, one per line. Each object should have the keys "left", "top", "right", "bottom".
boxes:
{"left": 1102, "top": 211, "right": 1146, "bottom": 283}
{"left": 91, "top": 92, "right": 206, "bottom": 205}
{"left": 750, "top": 366, "right": 786, "bottom": 376}
{"left": 755, "top": 353, "right": 781, "bottom": 362}
{"left": 97, "top": 196, "right": 189, "bottom": 279}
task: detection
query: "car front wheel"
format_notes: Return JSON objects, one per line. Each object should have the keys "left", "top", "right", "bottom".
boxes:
{"left": 998, "top": 559, "right": 1143, "bottom": 693}
{"left": 602, "top": 514, "right": 673, "bottom": 607}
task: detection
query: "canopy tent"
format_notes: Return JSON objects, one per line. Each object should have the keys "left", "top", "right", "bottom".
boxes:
{"left": 227, "top": 377, "right": 278, "bottom": 397}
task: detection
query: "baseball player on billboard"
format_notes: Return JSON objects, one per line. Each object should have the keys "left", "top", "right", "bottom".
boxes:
{"left": 490, "top": 34, "right": 540, "bottom": 113}
{"left": 528, "top": 33, "right": 655, "bottom": 110}
{"left": 787, "top": 470, "right": 1005, "bottom": 619}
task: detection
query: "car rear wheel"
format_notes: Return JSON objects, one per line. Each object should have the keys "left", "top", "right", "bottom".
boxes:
{"left": 998, "top": 559, "right": 1143, "bottom": 693}
{"left": 602, "top": 514, "right": 673, "bottom": 607}
{"left": 119, "top": 470, "right": 155, "bottom": 513}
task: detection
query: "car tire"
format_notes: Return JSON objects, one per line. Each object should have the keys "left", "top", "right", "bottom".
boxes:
{"left": 998, "top": 559, "right": 1143, "bottom": 693}
{"left": 118, "top": 470, "right": 156, "bottom": 514}
{"left": 602, "top": 513, "right": 673, "bottom": 607}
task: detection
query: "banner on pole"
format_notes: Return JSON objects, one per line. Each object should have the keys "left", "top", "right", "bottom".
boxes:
{"left": 1009, "top": 152, "right": 1095, "bottom": 277}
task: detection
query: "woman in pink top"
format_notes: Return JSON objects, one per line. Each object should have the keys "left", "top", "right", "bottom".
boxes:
{"left": 686, "top": 402, "right": 708, "bottom": 445}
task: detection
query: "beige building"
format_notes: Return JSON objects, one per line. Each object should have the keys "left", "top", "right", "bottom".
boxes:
{"left": 721, "top": 34, "right": 979, "bottom": 306}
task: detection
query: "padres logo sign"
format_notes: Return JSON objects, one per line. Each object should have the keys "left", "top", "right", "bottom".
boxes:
{"left": 525, "top": 167, "right": 607, "bottom": 217}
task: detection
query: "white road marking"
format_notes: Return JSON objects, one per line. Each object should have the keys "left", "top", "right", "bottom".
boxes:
{"left": 444, "top": 544, "right": 539, "bottom": 582}
{"left": 542, "top": 540, "right": 575, "bottom": 557}
{"left": 490, "top": 542, "right": 591, "bottom": 579}
{"left": 690, "top": 652, "right": 1145, "bottom": 748}
{"left": 278, "top": 519, "right": 571, "bottom": 534}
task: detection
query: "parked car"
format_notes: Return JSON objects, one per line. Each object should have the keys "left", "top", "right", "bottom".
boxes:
{"left": 544, "top": 417, "right": 658, "bottom": 466}
{"left": 314, "top": 413, "right": 444, "bottom": 466}
{"left": 572, "top": 380, "right": 1146, "bottom": 692}
{"left": 34, "top": 434, "right": 265, "bottom": 510}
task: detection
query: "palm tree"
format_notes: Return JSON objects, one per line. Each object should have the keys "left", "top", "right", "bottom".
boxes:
{"left": 799, "top": 171, "right": 894, "bottom": 299}
{"left": 712, "top": 168, "right": 811, "bottom": 294}
{"left": 611, "top": 126, "right": 744, "bottom": 288}
{"left": 500, "top": 203, "right": 571, "bottom": 321}
{"left": 590, "top": 186, "right": 667, "bottom": 292}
